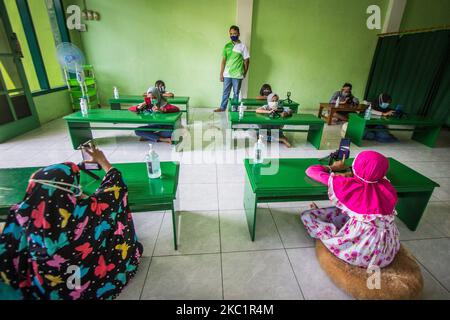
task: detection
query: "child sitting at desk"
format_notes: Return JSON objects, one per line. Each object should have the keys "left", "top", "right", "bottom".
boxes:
{"left": 256, "top": 84, "right": 272, "bottom": 100}
{"left": 155, "top": 80, "right": 175, "bottom": 98}
{"left": 329, "top": 83, "right": 360, "bottom": 122}
{"left": 256, "top": 93, "right": 292, "bottom": 148}
{"left": 300, "top": 150, "right": 400, "bottom": 268}
{"left": 364, "top": 93, "right": 398, "bottom": 143}
{"left": 132, "top": 87, "right": 180, "bottom": 144}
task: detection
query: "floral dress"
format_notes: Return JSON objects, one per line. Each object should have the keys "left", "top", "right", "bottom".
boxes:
{"left": 301, "top": 164, "right": 400, "bottom": 268}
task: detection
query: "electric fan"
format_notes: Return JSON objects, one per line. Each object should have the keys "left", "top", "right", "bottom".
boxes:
{"left": 56, "top": 43, "right": 90, "bottom": 110}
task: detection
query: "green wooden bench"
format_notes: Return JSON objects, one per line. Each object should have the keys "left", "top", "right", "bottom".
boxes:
{"left": 229, "top": 98, "right": 300, "bottom": 113}
{"left": 244, "top": 158, "right": 439, "bottom": 241}
{"left": 229, "top": 112, "right": 325, "bottom": 149}
{"left": 0, "top": 162, "right": 181, "bottom": 250}
{"left": 63, "top": 109, "right": 183, "bottom": 149}
{"left": 345, "top": 113, "right": 442, "bottom": 148}
{"left": 108, "top": 95, "right": 190, "bottom": 123}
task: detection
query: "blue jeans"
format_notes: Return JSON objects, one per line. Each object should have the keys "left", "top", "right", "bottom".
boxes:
{"left": 220, "top": 77, "right": 242, "bottom": 110}
{"left": 135, "top": 125, "right": 173, "bottom": 142}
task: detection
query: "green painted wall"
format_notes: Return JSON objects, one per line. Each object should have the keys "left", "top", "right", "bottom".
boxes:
{"left": 33, "top": 90, "right": 73, "bottom": 124}
{"left": 64, "top": 0, "right": 236, "bottom": 108}
{"left": 400, "top": 0, "right": 450, "bottom": 31}
{"left": 248, "top": 0, "right": 388, "bottom": 111}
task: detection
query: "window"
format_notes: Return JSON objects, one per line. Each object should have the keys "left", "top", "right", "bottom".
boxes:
{"left": 4, "top": 0, "right": 40, "bottom": 92}
{"left": 3, "top": 0, "right": 70, "bottom": 93}
{"left": 29, "top": 0, "right": 66, "bottom": 88}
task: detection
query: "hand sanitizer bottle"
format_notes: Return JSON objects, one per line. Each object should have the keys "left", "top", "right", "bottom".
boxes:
{"left": 253, "top": 136, "right": 265, "bottom": 164}
{"left": 239, "top": 102, "right": 245, "bottom": 120}
{"left": 364, "top": 104, "right": 372, "bottom": 120}
{"left": 80, "top": 97, "right": 88, "bottom": 116}
{"left": 145, "top": 144, "right": 161, "bottom": 179}
{"left": 335, "top": 97, "right": 340, "bottom": 108}
{"left": 113, "top": 86, "right": 119, "bottom": 99}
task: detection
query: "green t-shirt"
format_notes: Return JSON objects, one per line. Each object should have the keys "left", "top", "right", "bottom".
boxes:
{"left": 222, "top": 41, "right": 250, "bottom": 79}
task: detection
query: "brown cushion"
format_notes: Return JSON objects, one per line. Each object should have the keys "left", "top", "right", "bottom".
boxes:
{"left": 316, "top": 241, "right": 423, "bottom": 300}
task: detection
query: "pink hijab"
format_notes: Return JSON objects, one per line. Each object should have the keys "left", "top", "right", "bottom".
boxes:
{"left": 329, "top": 151, "right": 397, "bottom": 215}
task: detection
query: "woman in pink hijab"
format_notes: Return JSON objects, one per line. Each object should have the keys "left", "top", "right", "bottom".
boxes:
{"left": 301, "top": 150, "right": 400, "bottom": 268}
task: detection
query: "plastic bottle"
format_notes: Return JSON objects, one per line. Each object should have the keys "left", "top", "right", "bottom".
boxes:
{"left": 364, "top": 105, "right": 372, "bottom": 120}
{"left": 80, "top": 97, "right": 88, "bottom": 116}
{"left": 335, "top": 97, "right": 340, "bottom": 108}
{"left": 113, "top": 86, "right": 119, "bottom": 99}
{"left": 145, "top": 144, "right": 161, "bottom": 179}
{"left": 253, "top": 136, "right": 265, "bottom": 164}
{"left": 239, "top": 102, "right": 245, "bottom": 120}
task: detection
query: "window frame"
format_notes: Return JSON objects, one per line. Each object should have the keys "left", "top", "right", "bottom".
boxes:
{"left": 15, "top": 0, "right": 71, "bottom": 96}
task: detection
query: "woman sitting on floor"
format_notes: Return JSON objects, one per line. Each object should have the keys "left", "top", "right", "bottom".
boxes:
{"left": 300, "top": 150, "right": 400, "bottom": 268}
{"left": 0, "top": 145, "right": 143, "bottom": 299}
{"left": 131, "top": 87, "right": 180, "bottom": 144}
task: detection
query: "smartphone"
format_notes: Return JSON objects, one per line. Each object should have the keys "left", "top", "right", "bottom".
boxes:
{"left": 79, "top": 140, "right": 101, "bottom": 170}
{"left": 337, "top": 138, "right": 351, "bottom": 160}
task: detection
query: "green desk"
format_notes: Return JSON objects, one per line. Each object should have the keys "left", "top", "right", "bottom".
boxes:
{"left": 229, "top": 112, "right": 325, "bottom": 149}
{"left": 244, "top": 158, "right": 439, "bottom": 241}
{"left": 108, "top": 95, "right": 190, "bottom": 123}
{"left": 229, "top": 98, "right": 300, "bottom": 113}
{"left": 63, "top": 109, "right": 183, "bottom": 149}
{"left": 346, "top": 113, "right": 442, "bottom": 148}
{"left": 0, "top": 162, "right": 181, "bottom": 250}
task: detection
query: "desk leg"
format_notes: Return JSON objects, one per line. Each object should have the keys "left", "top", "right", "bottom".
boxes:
{"left": 328, "top": 109, "right": 334, "bottom": 125}
{"left": 244, "top": 174, "right": 257, "bottom": 241}
{"left": 171, "top": 118, "right": 183, "bottom": 146}
{"left": 345, "top": 114, "right": 365, "bottom": 147}
{"left": 186, "top": 102, "right": 189, "bottom": 124}
{"left": 307, "top": 123, "right": 324, "bottom": 150}
{"left": 110, "top": 102, "right": 121, "bottom": 110}
{"left": 317, "top": 106, "right": 323, "bottom": 119}
{"left": 412, "top": 126, "right": 441, "bottom": 148}
{"left": 171, "top": 203, "right": 179, "bottom": 250}
{"left": 396, "top": 190, "right": 433, "bottom": 231}
{"left": 67, "top": 121, "right": 93, "bottom": 149}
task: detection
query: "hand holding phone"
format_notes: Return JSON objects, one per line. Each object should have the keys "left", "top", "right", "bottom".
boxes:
{"left": 80, "top": 141, "right": 111, "bottom": 172}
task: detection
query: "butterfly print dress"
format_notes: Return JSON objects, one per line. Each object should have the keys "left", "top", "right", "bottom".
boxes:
{"left": 0, "top": 162, "right": 143, "bottom": 299}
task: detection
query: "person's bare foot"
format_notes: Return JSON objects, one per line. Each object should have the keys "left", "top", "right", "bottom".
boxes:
{"left": 159, "top": 137, "right": 172, "bottom": 144}
{"left": 280, "top": 138, "right": 292, "bottom": 148}
{"left": 213, "top": 108, "right": 225, "bottom": 112}
{"left": 310, "top": 202, "right": 319, "bottom": 210}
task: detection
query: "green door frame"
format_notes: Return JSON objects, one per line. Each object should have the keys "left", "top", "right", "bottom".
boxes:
{"left": 0, "top": 0, "right": 40, "bottom": 143}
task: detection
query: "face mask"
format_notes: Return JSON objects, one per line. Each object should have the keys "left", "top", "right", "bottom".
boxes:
{"left": 230, "top": 35, "right": 239, "bottom": 42}
{"left": 268, "top": 101, "right": 278, "bottom": 109}
{"left": 263, "top": 90, "right": 271, "bottom": 95}
{"left": 380, "top": 103, "right": 390, "bottom": 109}
{"left": 342, "top": 92, "right": 350, "bottom": 98}
{"left": 30, "top": 179, "right": 83, "bottom": 197}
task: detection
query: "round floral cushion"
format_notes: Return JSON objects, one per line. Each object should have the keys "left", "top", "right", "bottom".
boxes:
{"left": 316, "top": 241, "right": 423, "bottom": 300}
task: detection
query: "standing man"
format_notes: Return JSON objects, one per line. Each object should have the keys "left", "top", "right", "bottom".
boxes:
{"left": 214, "top": 25, "right": 250, "bottom": 112}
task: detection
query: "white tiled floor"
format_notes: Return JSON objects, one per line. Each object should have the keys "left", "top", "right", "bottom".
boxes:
{"left": 1, "top": 107, "right": 449, "bottom": 300}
